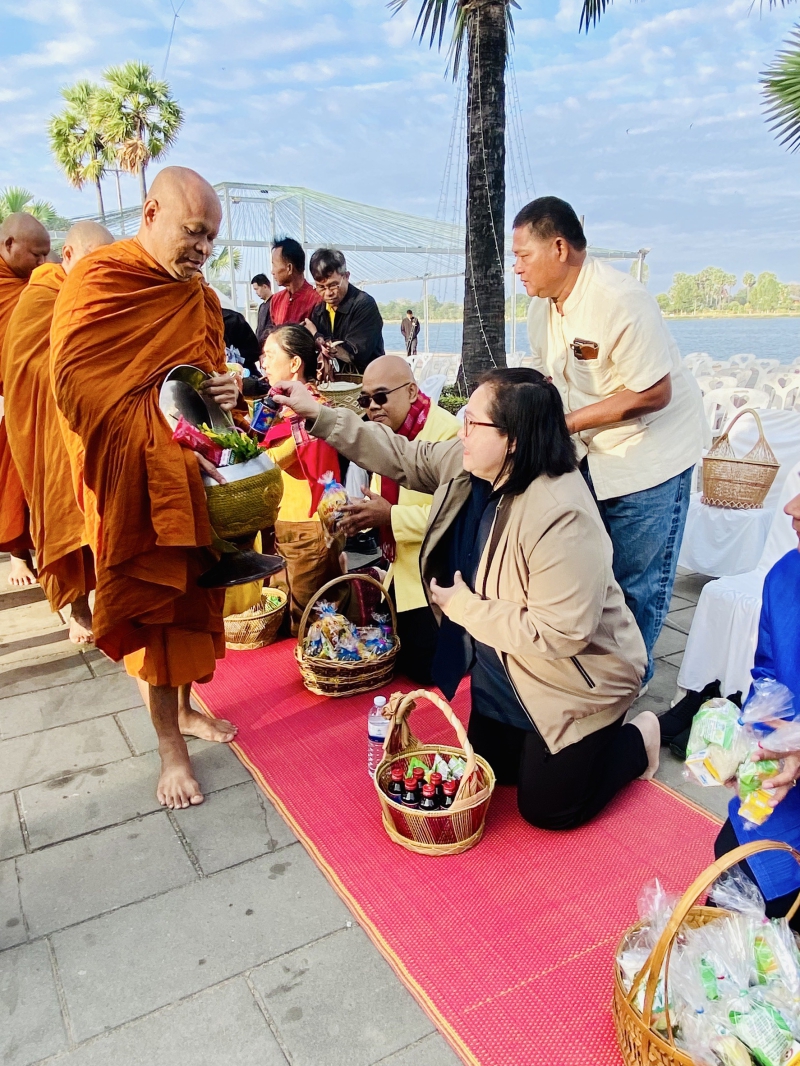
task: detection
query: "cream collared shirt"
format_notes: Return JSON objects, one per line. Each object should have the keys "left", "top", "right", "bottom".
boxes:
{"left": 527, "top": 256, "right": 705, "bottom": 500}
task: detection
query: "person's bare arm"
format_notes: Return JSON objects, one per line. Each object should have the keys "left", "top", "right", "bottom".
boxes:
{"left": 565, "top": 374, "right": 672, "bottom": 435}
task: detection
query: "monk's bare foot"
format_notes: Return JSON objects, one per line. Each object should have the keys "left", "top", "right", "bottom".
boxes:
{"left": 8, "top": 553, "right": 36, "bottom": 587}
{"left": 68, "top": 598, "right": 94, "bottom": 645}
{"left": 157, "top": 740, "right": 204, "bottom": 809}
{"left": 178, "top": 707, "right": 238, "bottom": 744}
{"left": 632, "top": 710, "right": 661, "bottom": 780}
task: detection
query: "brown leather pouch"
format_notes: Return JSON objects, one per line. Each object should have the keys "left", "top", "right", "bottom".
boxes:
{"left": 571, "top": 338, "right": 599, "bottom": 361}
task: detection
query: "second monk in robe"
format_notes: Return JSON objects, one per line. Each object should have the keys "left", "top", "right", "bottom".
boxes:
{"left": 52, "top": 167, "right": 242, "bottom": 810}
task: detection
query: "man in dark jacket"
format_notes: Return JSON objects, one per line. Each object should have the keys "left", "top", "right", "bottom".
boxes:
{"left": 251, "top": 273, "right": 272, "bottom": 345}
{"left": 400, "top": 309, "right": 420, "bottom": 358}
{"left": 306, "top": 248, "right": 384, "bottom": 373}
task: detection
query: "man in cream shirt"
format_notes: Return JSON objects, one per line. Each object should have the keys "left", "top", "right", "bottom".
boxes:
{"left": 517, "top": 196, "right": 704, "bottom": 686}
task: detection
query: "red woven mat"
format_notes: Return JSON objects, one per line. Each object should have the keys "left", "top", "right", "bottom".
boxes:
{"left": 195, "top": 638, "right": 720, "bottom": 1066}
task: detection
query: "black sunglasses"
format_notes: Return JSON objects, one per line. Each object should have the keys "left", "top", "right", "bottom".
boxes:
{"left": 356, "top": 382, "right": 412, "bottom": 409}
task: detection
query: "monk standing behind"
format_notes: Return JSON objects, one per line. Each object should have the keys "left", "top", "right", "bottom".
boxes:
{"left": 0, "top": 213, "right": 50, "bottom": 586}
{"left": 52, "top": 167, "right": 241, "bottom": 809}
{"left": 2, "top": 222, "right": 114, "bottom": 642}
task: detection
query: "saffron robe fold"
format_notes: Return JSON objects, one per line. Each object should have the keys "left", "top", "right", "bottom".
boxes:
{"left": 0, "top": 256, "right": 32, "bottom": 554}
{"left": 51, "top": 239, "right": 228, "bottom": 682}
{"left": 2, "top": 263, "right": 95, "bottom": 610}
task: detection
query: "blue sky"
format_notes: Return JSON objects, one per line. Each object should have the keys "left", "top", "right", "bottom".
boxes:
{"left": 1, "top": 0, "right": 798, "bottom": 296}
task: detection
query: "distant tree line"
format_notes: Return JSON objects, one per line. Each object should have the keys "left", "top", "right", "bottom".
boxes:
{"left": 379, "top": 293, "right": 534, "bottom": 322}
{"left": 657, "top": 268, "right": 798, "bottom": 315}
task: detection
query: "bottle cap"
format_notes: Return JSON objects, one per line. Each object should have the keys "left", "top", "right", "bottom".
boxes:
{"left": 404, "top": 778, "right": 417, "bottom": 789}
{"left": 391, "top": 766, "right": 404, "bottom": 780}
{"left": 422, "top": 783, "right": 436, "bottom": 797}
{"left": 443, "top": 780, "right": 458, "bottom": 794}
{"left": 430, "top": 772, "right": 443, "bottom": 785}
{"left": 373, "top": 696, "right": 387, "bottom": 708}
{"left": 412, "top": 767, "right": 426, "bottom": 779}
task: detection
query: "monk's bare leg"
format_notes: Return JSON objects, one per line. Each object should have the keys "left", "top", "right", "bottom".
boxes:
{"left": 136, "top": 679, "right": 237, "bottom": 744}
{"left": 8, "top": 550, "right": 36, "bottom": 587}
{"left": 149, "top": 683, "right": 204, "bottom": 809}
{"left": 67, "top": 594, "right": 93, "bottom": 645}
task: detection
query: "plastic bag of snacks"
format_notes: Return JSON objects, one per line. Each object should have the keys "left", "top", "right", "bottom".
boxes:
{"left": 617, "top": 879, "right": 681, "bottom": 1030}
{"left": 303, "top": 602, "right": 394, "bottom": 663}
{"left": 685, "top": 698, "right": 749, "bottom": 787}
{"left": 172, "top": 416, "right": 224, "bottom": 465}
{"left": 316, "top": 471, "right": 349, "bottom": 545}
{"left": 736, "top": 680, "right": 800, "bottom": 826}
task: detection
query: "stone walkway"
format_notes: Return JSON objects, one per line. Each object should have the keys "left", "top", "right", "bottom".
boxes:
{"left": 1, "top": 555, "right": 718, "bottom": 1066}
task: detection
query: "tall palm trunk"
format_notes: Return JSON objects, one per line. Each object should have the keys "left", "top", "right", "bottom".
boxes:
{"left": 461, "top": 0, "right": 507, "bottom": 389}
{"left": 139, "top": 161, "right": 148, "bottom": 202}
{"left": 94, "top": 179, "right": 106, "bottom": 221}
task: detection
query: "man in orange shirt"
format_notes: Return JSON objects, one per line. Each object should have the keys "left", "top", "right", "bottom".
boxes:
{"left": 2, "top": 221, "right": 114, "bottom": 642}
{"left": 52, "top": 167, "right": 241, "bottom": 810}
{"left": 0, "top": 212, "right": 50, "bottom": 587}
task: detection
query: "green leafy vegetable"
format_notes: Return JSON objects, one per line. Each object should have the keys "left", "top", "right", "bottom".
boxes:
{"left": 199, "top": 424, "right": 261, "bottom": 464}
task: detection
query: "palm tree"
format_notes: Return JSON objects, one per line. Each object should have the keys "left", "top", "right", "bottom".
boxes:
{"left": 762, "top": 24, "right": 800, "bottom": 151}
{"left": 206, "top": 246, "right": 242, "bottom": 296}
{"left": 96, "top": 61, "right": 183, "bottom": 203}
{"left": 48, "top": 80, "right": 113, "bottom": 221}
{"left": 0, "top": 187, "right": 62, "bottom": 228}
{"left": 389, "top": 0, "right": 511, "bottom": 387}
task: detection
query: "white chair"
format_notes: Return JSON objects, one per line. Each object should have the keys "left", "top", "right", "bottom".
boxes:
{"left": 678, "top": 460, "right": 800, "bottom": 699}
{"left": 755, "top": 358, "right": 780, "bottom": 374}
{"left": 420, "top": 373, "right": 446, "bottom": 406}
{"left": 701, "top": 388, "right": 770, "bottom": 436}
{"left": 729, "top": 353, "right": 755, "bottom": 367}
{"left": 770, "top": 381, "right": 800, "bottom": 412}
{"left": 695, "top": 374, "right": 739, "bottom": 396}
{"left": 684, "top": 353, "right": 712, "bottom": 375}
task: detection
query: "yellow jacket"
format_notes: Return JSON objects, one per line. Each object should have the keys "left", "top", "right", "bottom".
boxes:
{"left": 371, "top": 402, "right": 461, "bottom": 613}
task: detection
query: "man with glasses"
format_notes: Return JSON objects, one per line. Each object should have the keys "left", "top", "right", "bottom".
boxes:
{"left": 338, "top": 356, "right": 459, "bottom": 684}
{"left": 305, "top": 248, "right": 384, "bottom": 373}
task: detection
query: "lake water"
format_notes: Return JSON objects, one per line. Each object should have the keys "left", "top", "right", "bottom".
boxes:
{"left": 383, "top": 317, "right": 800, "bottom": 364}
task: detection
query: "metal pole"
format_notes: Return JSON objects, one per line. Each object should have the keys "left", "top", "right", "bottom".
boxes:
{"left": 223, "top": 187, "right": 237, "bottom": 310}
{"left": 422, "top": 276, "right": 429, "bottom": 353}
{"left": 510, "top": 269, "right": 517, "bottom": 364}
{"left": 113, "top": 170, "right": 126, "bottom": 235}
{"left": 269, "top": 202, "right": 276, "bottom": 289}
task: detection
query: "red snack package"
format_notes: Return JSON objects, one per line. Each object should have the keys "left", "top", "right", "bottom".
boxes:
{"left": 172, "top": 416, "right": 223, "bottom": 465}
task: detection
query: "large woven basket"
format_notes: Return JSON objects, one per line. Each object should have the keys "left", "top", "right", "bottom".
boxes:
{"left": 317, "top": 380, "right": 362, "bottom": 413}
{"left": 294, "top": 573, "right": 399, "bottom": 697}
{"left": 205, "top": 455, "right": 284, "bottom": 539}
{"left": 702, "top": 408, "right": 780, "bottom": 509}
{"left": 613, "top": 841, "right": 800, "bottom": 1066}
{"left": 224, "top": 588, "right": 287, "bottom": 651}
{"left": 374, "top": 689, "right": 496, "bottom": 856}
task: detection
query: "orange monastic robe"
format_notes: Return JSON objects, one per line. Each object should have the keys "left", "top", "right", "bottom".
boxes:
{"left": 0, "top": 256, "right": 32, "bottom": 554}
{"left": 51, "top": 238, "right": 228, "bottom": 686}
{"left": 2, "top": 263, "right": 95, "bottom": 610}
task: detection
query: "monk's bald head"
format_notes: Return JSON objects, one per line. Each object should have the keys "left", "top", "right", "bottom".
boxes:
{"left": 137, "top": 166, "right": 221, "bottom": 282}
{"left": 0, "top": 213, "right": 51, "bottom": 279}
{"left": 361, "top": 355, "right": 419, "bottom": 431}
{"left": 62, "top": 221, "right": 115, "bottom": 275}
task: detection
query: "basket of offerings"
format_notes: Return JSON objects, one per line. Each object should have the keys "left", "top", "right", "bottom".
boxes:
{"left": 295, "top": 574, "right": 399, "bottom": 697}
{"left": 613, "top": 841, "right": 800, "bottom": 1066}
{"left": 702, "top": 409, "right": 780, "bottom": 509}
{"left": 374, "top": 689, "right": 495, "bottom": 856}
{"left": 224, "top": 588, "right": 287, "bottom": 651}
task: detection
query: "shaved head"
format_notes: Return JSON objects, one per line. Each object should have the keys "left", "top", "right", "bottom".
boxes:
{"left": 0, "top": 213, "right": 51, "bottom": 279}
{"left": 361, "top": 355, "right": 419, "bottom": 431}
{"left": 137, "top": 166, "right": 222, "bottom": 281}
{"left": 62, "top": 221, "right": 115, "bottom": 275}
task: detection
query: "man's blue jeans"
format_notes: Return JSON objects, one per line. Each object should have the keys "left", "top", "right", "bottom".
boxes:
{"left": 583, "top": 465, "right": 693, "bottom": 685}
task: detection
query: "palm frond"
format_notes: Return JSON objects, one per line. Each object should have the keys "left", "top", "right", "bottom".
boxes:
{"left": 763, "top": 22, "right": 800, "bottom": 152}
{"left": 388, "top": 0, "right": 513, "bottom": 79}
{"left": 581, "top": 0, "right": 793, "bottom": 32}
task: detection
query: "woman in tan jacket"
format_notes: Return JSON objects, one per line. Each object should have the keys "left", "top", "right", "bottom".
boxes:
{"left": 275, "top": 368, "right": 660, "bottom": 830}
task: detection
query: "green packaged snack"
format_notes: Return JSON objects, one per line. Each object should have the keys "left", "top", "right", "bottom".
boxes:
{"left": 728, "top": 994, "right": 796, "bottom": 1066}
{"left": 685, "top": 698, "right": 747, "bottom": 785}
{"left": 738, "top": 756, "right": 781, "bottom": 799}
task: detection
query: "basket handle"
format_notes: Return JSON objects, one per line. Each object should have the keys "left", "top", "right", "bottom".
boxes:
{"left": 634, "top": 840, "right": 800, "bottom": 1034}
{"left": 295, "top": 572, "right": 399, "bottom": 645}
{"left": 383, "top": 688, "right": 478, "bottom": 807}
{"left": 708, "top": 407, "right": 767, "bottom": 459}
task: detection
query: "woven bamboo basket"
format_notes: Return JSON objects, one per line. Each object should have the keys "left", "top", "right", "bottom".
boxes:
{"left": 224, "top": 588, "right": 287, "bottom": 651}
{"left": 374, "top": 689, "right": 496, "bottom": 856}
{"left": 701, "top": 408, "right": 780, "bottom": 509}
{"left": 205, "top": 459, "right": 284, "bottom": 540}
{"left": 295, "top": 573, "right": 399, "bottom": 697}
{"left": 317, "top": 380, "right": 362, "bottom": 413}
{"left": 613, "top": 840, "right": 800, "bottom": 1066}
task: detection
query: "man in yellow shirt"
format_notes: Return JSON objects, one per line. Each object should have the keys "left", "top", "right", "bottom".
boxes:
{"left": 339, "top": 355, "right": 460, "bottom": 683}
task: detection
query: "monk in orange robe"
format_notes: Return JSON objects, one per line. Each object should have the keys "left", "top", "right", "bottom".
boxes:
{"left": 2, "top": 221, "right": 114, "bottom": 642}
{"left": 0, "top": 212, "right": 50, "bottom": 586}
{"left": 52, "top": 167, "right": 241, "bottom": 809}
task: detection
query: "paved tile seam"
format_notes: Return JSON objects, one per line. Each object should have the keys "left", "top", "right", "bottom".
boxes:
{"left": 13, "top": 790, "right": 32, "bottom": 853}
{"left": 371, "top": 1033, "right": 440, "bottom": 1066}
{"left": 112, "top": 712, "right": 138, "bottom": 756}
{"left": 1, "top": 704, "right": 142, "bottom": 743}
{"left": 11, "top": 855, "right": 30, "bottom": 940}
{"left": 46, "top": 936, "right": 76, "bottom": 1048}
{"left": 0, "top": 837, "right": 303, "bottom": 952}
{"left": 165, "top": 809, "right": 205, "bottom": 877}
{"left": 244, "top": 974, "right": 295, "bottom": 1065}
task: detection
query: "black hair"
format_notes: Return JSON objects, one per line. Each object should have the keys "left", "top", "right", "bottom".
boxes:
{"left": 512, "top": 196, "right": 587, "bottom": 252}
{"left": 479, "top": 367, "right": 577, "bottom": 495}
{"left": 407, "top": 309, "right": 413, "bottom": 314}
{"left": 272, "top": 237, "right": 305, "bottom": 274}
{"left": 251, "top": 273, "right": 271, "bottom": 286}
{"left": 270, "top": 324, "right": 318, "bottom": 382}
{"left": 309, "top": 247, "right": 347, "bottom": 281}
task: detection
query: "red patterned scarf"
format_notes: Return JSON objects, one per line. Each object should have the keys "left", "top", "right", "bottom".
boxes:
{"left": 379, "top": 392, "right": 431, "bottom": 563}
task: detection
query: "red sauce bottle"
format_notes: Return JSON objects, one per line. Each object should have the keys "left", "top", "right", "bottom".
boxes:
{"left": 412, "top": 766, "right": 426, "bottom": 792}
{"left": 401, "top": 777, "right": 420, "bottom": 808}
{"left": 419, "top": 783, "right": 438, "bottom": 812}
{"left": 430, "top": 771, "right": 445, "bottom": 805}
{"left": 442, "top": 780, "right": 458, "bottom": 809}
{"left": 387, "top": 766, "right": 405, "bottom": 804}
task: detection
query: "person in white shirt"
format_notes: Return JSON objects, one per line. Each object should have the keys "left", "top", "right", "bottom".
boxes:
{"left": 516, "top": 196, "right": 704, "bottom": 686}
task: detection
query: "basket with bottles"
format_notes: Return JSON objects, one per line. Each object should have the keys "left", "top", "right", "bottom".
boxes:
{"left": 373, "top": 689, "right": 496, "bottom": 856}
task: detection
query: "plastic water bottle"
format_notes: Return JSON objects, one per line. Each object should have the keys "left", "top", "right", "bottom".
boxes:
{"left": 367, "top": 696, "right": 389, "bottom": 778}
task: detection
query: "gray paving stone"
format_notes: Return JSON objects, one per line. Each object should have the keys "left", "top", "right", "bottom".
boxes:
{"left": 672, "top": 571, "right": 713, "bottom": 604}
{"left": 173, "top": 781, "right": 296, "bottom": 875}
{"left": 377, "top": 1033, "right": 464, "bottom": 1066}
{"left": 654, "top": 624, "right": 688, "bottom": 659}
{"left": 0, "top": 857, "right": 26, "bottom": 949}
{"left": 0, "top": 672, "right": 141, "bottom": 739}
{"left": 666, "top": 604, "right": 696, "bottom": 635}
{"left": 0, "top": 716, "right": 130, "bottom": 792}
{"left": 251, "top": 926, "right": 433, "bottom": 1066}
{"left": 655, "top": 749, "right": 731, "bottom": 821}
{"left": 17, "top": 813, "right": 197, "bottom": 936}
{"left": 115, "top": 704, "right": 159, "bottom": 754}
{"left": 41, "top": 977, "right": 286, "bottom": 1066}
{"left": 669, "top": 593, "right": 695, "bottom": 612}
{"left": 188, "top": 739, "right": 255, "bottom": 792}
{"left": 19, "top": 755, "right": 163, "bottom": 849}
{"left": 0, "top": 654, "right": 93, "bottom": 700}
{"left": 83, "top": 648, "right": 126, "bottom": 677}
{"left": 0, "top": 791, "right": 24, "bottom": 859}
{"left": 631, "top": 659, "right": 680, "bottom": 717}
{"left": 0, "top": 940, "right": 67, "bottom": 1066}
{"left": 52, "top": 846, "right": 350, "bottom": 1040}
